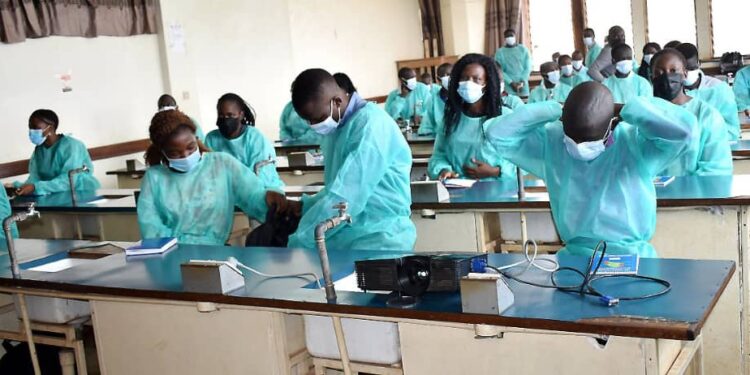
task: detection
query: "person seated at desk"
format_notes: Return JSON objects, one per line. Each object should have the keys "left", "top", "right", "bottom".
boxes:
{"left": 494, "top": 28, "right": 532, "bottom": 97}
{"left": 735, "top": 64, "right": 750, "bottom": 118}
{"left": 279, "top": 99, "right": 322, "bottom": 144}
{"left": 138, "top": 110, "right": 288, "bottom": 245}
{"left": 637, "top": 42, "right": 661, "bottom": 83}
{"left": 528, "top": 61, "right": 572, "bottom": 104}
{"left": 384, "top": 67, "right": 432, "bottom": 128}
{"left": 0, "top": 188, "right": 17, "bottom": 240}
{"left": 11, "top": 109, "right": 100, "bottom": 196}
{"left": 570, "top": 51, "right": 591, "bottom": 85}
{"left": 483, "top": 82, "right": 696, "bottom": 257}
{"left": 676, "top": 43, "right": 741, "bottom": 140}
{"left": 428, "top": 54, "right": 518, "bottom": 182}
{"left": 286, "top": 68, "right": 416, "bottom": 251}
{"left": 421, "top": 63, "right": 453, "bottom": 136}
{"left": 651, "top": 49, "right": 732, "bottom": 176}
{"left": 603, "top": 43, "right": 652, "bottom": 104}
{"left": 559, "top": 54, "right": 589, "bottom": 88}
{"left": 158, "top": 94, "right": 205, "bottom": 142}
{"left": 496, "top": 62, "right": 525, "bottom": 110}
{"left": 419, "top": 72, "right": 441, "bottom": 95}
{"left": 205, "top": 93, "right": 284, "bottom": 190}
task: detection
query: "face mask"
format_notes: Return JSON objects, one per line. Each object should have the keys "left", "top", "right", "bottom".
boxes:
{"left": 402, "top": 77, "right": 418, "bottom": 91}
{"left": 684, "top": 69, "right": 700, "bottom": 86}
{"left": 572, "top": 60, "right": 584, "bottom": 70}
{"left": 505, "top": 36, "right": 516, "bottom": 46}
{"left": 457, "top": 80, "right": 485, "bottom": 104}
{"left": 643, "top": 54, "right": 654, "bottom": 65}
{"left": 545, "top": 70, "right": 561, "bottom": 85}
{"left": 584, "top": 37, "right": 594, "bottom": 47}
{"left": 500, "top": 81, "right": 506, "bottom": 94}
{"left": 28, "top": 126, "right": 49, "bottom": 146}
{"left": 560, "top": 65, "right": 574, "bottom": 76}
{"left": 440, "top": 76, "right": 450, "bottom": 90}
{"left": 166, "top": 148, "right": 201, "bottom": 173}
{"left": 615, "top": 60, "right": 633, "bottom": 75}
{"left": 217, "top": 117, "right": 243, "bottom": 138}
{"left": 158, "top": 106, "right": 176, "bottom": 112}
{"left": 310, "top": 100, "right": 341, "bottom": 136}
{"left": 653, "top": 72, "right": 684, "bottom": 101}
{"left": 563, "top": 118, "right": 614, "bottom": 161}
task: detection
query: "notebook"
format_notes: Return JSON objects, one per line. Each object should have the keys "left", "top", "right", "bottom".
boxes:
{"left": 653, "top": 176, "right": 675, "bottom": 187}
{"left": 126, "top": 237, "right": 178, "bottom": 256}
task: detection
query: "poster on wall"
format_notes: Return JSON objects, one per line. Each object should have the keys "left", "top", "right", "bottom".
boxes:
{"left": 55, "top": 70, "right": 73, "bottom": 92}
{"left": 169, "top": 23, "right": 186, "bottom": 54}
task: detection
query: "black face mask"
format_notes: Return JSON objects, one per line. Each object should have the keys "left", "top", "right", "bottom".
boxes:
{"left": 653, "top": 73, "right": 684, "bottom": 101}
{"left": 217, "top": 117, "right": 243, "bottom": 138}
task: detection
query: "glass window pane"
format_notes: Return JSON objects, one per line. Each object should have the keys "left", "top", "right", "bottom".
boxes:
{"left": 647, "top": 0, "right": 696, "bottom": 47}
{"left": 585, "top": 0, "right": 634, "bottom": 48}
{"left": 528, "top": 0, "right": 575, "bottom": 68}
{"left": 712, "top": 0, "right": 750, "bottom": 56}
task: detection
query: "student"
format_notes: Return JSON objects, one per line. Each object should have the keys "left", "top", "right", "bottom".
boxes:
{"left": 528, "top": 62, "right": 572, "bottom": 104}
{"left": 384, "top": 67, "right": 432, "bottom": 127}
{"left": 422, "top": 63, "right": 453, "bottom": 136}
{"left": 286, "top": 68, "right": 416, "bottom": 251}
{"left": 603, "top": 44, "right": 652, "bottom": 104}
{"left": 483, "top": 82, "right": 696, "bottom": 257}
{"left": 571, "top": 51, "right": 592, "bottom": 84}
{"left": 583, "top": 28, "right": 603, "bottom": 67}
{"left": 279, "top": 99, "right": 322, "bottom": 144}
{"left": 496, "top": 62, "right": 525, "bottom": 110}
{"left": 333, "top": 72, "right": 358, "bottom": 95}
{"left": 428, "top": 54, "right": 518, "bottom": 182}
{"left": 559, "top": 54, "right": 589, "bottom": 88}
{"left": 419, "top": 72, "right": 441, "bottom": 95}
{"left": 12, "top": 109, "right": 100, "bottom": 196}
{"left": 205, "top": 93, "right": 284, "bottom": 189}
{"left": 494, "top": 28, "right": 532, "bottom": 97}
{"left": 651, "top": 49, "right": 732, "bottom": 176}
{"left": 734, "top": 64, "right": 750, "bottom": 117}
{"left": 588, "top": 26, "right": 627, "bottom": 82}
{"left": 637, "top": 42, "right": 661, "bottom": 83}
{"left": 0, "top": 188, "right": 17, "bottom": 240}
{"left": 138, "top": 110, "right": 288, "bottom": 245}
{"left": 158, "top": 94, "right": 205, "bottom": 142}
{"left": 676, "top": 43, "right": 741, "bottom": 140}
{"left": 664, "top": 40, "right": 681, "bottom": 49}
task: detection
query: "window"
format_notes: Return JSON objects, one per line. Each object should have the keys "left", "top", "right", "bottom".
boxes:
{"left": 646, "top": 0, "right": 696, "bottom": 48}
{"left": 528, "top": 0, "right": 575, "bottom": 68}
{"left": 712, "top": 0, "right": 750, "bottom": 56}
{"left": 585, "top": 0, "right": 634, "bottom": 48}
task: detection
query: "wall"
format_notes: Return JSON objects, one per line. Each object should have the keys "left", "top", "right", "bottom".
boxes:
{"left": 442, "top": 0, "right": 486, "bottom": 56}
{"left": 0, "top": 35, "right": 165, "bottom": 186}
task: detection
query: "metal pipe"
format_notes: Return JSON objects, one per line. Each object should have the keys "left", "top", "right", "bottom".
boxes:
{"left": 253, "top": 157, "right": 276, "bottom": 175}
{"left": 314, "top": 202, "right": 351, "bottom": 303}
{"left": 3, "top": 204, "right": 40, "bottom": 278}
{"left": 516, "top": 166, "right": 528, "bottom": 245}
{"left": 67, "top": 165, "right": 89, "bottom": 206}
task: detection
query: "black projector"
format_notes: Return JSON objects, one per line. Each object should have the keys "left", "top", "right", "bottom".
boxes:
{"left": 355, "top": 253, "right": 487, "bottom": 307}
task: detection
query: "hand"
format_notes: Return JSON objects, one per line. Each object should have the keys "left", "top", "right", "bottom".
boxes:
{"left": 16, "top": 184, "right": 35, "bottom": 196}
{"left": 438, "top": 169, "right": 458, "bottom": 181}
{"left": 463, "top": 159, "right": 500, "bottom": 179}
{"left": 265, "top": 191, "right": 289, "bottom": 215}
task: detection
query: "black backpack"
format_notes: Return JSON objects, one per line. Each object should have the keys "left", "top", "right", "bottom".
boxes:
{"left": 245, "top": 204, "right": 301, "bottom": 247}
{"left": 720, "top": 52, "right": 744, "bottom": 75}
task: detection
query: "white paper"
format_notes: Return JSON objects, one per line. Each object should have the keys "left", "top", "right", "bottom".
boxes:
{"left": 168, "top": 23, "right": 186, "bottom": 54}
{"left": 443, "top": 178, "right": 477, "bottom": 189}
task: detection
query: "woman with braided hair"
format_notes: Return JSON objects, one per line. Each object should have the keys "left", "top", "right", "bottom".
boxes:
{"left": 137, "top": 109, "right": 290, "bottom": 245}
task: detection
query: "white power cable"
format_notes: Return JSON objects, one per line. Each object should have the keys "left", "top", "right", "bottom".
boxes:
{"left": 227, "top": 256, "right": 322, "bottom": 289}
{"left": 492, "top": 240, "right": 559, "bottom": 273}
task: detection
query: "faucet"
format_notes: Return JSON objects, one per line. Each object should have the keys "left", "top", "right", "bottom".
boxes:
{"left": 314, "top": 202, "right": 352, "bottom": 303}
{"left": 253, "top": 157, "right": 277, "bottom": 175}
{"left": 67, "top": 165, "right": 89, "bottom": 206}
{"left": 516, "top": 166, "right": 525, "bottom": 200}
{"left": 3, "top": 204, "right": 41, "bottom": 278}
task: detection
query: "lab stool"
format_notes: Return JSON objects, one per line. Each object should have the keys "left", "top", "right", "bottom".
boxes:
{"left": 312, "top": 357, "right": 404, "bottom": 375}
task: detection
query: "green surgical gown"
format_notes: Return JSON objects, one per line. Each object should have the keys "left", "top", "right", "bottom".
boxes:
{"left": 14, "top": 136, "right": 100, "bottom": 195}
{"left": 205, "top": 126, "right": 285, "bottom": 190}
{"left": 279, "top": 101, "right": 322, "bottom": 144}
{"left": 0, "top": 187, "right": 17, "bottom": 240}
{"left": 528, "top": 82, "right": 572, "bottom": 104}
{"left": 687, "top": 82, "right": 741, "bottom": 141}
{"left": 603, "top": 73, "right": 653, "bottom": 104}
{"left": 384, "top": 82, "right": 432, "bottom": 123}
{"left": 495, "top": 45, "right": 533, "bottom": 97}
{"left": 734, "top": 66, "right": 750, "bottom": 112}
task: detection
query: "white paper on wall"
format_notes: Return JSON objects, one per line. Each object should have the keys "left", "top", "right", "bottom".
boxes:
{"left": 168, "top": 23, "right": 186, "bottom": 54}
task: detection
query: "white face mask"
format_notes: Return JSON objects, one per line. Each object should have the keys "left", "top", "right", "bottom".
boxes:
{"left": 546, "top": 70, "right": 561, "bottom": 85}
{"left": 684, "top": 69, "right": 700, "bottom": 86}
{"left": 560, "top": 65, "right": 574, "bottom": 76}
{"left": 505, "top": 36, "right": 516, "bottom": 46}
{"left": 310, "top": 100, "right": 341, "bottom": 136}
{"left": 500, "top": 81, "right": 506, "bottom": 94}
{"left": 440, "top": 76, "right": 450, "bottom": 90}
{"left": 584, "top": 37, "right": 594, "bottom": 47}
{"left": 643, "top": 54, "right": 654, "bottom": 65}
{"left": 615, "top": 60, "right": 633, "bottom": 75}
{"left": 403, "top": 77, "right": 418, "bottom": 91}
{"left": 563, "top": 118, "right": 614, "bottom": 161}
{"left": 457, "top": 80, "right": 485, "bottom": 104}
{"left": 572, "top": 60, "right": 584, "bottom": 70}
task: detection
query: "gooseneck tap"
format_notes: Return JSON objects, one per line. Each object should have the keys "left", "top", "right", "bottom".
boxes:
{"left": 314, "top": 202, "right": 352, "bottom": 303}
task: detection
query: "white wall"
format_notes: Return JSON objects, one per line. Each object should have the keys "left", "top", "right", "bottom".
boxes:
{"left": 0, "top": 35, "right": 165, "bottom": 186}
{"left": 441, "top": 0, "right": 485, "bottom": 56}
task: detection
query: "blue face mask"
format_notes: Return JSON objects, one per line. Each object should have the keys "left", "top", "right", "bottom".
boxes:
{"left": 28, "top": 126, "right": 49, "bottom": 146}
{"left": 310, "top": 100, "right": 341, "bottom": 136}
{"left": 166, "top": 148, "right": 202, "bottom": 173}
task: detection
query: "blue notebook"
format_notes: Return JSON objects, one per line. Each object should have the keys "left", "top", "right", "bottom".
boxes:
{"left": 590, "top": 254, "right": 639, "bottom": 275}
{"left": 653, "top": 176, "right": 675, "bottom": 187}
{"left": 126, "top": 237, "right": 177, "bottom": 256}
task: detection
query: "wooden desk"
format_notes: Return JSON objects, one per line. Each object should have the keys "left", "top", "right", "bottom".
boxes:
{"left": 0, "top": 241, "right": 734, "bottom": 374}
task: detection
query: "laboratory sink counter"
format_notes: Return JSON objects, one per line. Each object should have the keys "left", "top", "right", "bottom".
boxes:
{"left": 0, "top": 241, "right": 735, "bottom": 374}
{"left": 731, "top": 140, "right": 750, "bottom": 174}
